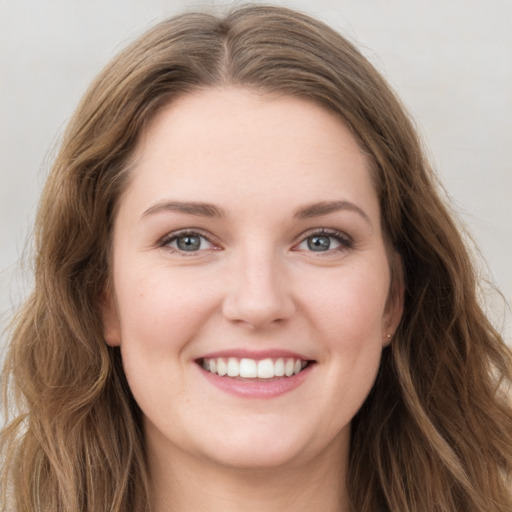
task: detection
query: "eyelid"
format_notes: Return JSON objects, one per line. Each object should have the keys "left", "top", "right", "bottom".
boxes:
{"left": 292, "top": 228, "right": 353, "bottom": 252}
{"left": 156, "top": 227, "right": 353, "bottom": 254}
{"left": 158, "top": 228, "right": 221, "bottom": 253}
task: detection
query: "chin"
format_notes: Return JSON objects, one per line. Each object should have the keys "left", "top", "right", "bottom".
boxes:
{"left": 197, "top": 421, "right": 344, "bottom": 471}
{"left": 203, "top": 442, "right": 305, "bottom": 471}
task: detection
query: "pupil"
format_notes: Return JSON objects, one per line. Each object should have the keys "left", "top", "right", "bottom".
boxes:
{"left": 177, "top": 235, "right": 201, "bottom": 251}
{"left": 307, "top": 235, "right": 330, "bottom": 251}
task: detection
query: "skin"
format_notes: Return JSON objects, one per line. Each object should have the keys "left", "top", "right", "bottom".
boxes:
{"left": 103, "top": 87, "right": 403, "bottom": 512}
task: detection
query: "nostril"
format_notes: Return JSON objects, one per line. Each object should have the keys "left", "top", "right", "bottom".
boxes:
{"left": 222, "top": 297, "right": 295, "bottom": 329}
{"left": 221, "top": 268, "right": 296, "bottom": 328}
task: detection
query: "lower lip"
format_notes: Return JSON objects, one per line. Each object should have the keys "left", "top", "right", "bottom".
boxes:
{"left": 198, "top": 363, "right": 314, "bottom": 398}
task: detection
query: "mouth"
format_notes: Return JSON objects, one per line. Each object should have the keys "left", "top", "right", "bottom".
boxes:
{"left": 195, "top": 352, "right": 316, "bottom": 398}
{"left": 197, "top": 357, "right": 313, "bottom": 380}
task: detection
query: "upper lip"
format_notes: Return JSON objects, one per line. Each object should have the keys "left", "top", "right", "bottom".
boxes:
{"left": 197, "top": 349, "right": 313, "bottom": 361}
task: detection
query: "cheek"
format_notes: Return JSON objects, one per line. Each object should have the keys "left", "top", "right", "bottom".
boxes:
{"left": 114, "top": 267, "right": 218, "bottom": 412}
{"left": 320, "top": 274, "right": 388, "bottom": 410}
{"left": 300, "top": 264, "right": 390, "bottom": 340}
{"left": 113, "top": 262, "right": 219, "bottom": 356}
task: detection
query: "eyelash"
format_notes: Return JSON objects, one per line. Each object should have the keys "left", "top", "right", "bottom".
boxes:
{"left": 158, "top": 228, "right": 353, "bottom": 255}
{"left": 158, "top": 229, "right": 218, "bottom": 255}
{"left": 294, "top": 228, "right": 353, "bottom": 254}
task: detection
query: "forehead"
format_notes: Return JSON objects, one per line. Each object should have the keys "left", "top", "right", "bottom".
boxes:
{"left": 123, "top": 87, "right": 379, "bottom": 219}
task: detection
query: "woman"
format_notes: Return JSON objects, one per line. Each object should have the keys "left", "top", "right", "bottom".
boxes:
{"left": 1, "top": 5, "right": 511, "bottom": 511}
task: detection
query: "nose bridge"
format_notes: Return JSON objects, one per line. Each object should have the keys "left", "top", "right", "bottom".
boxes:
{"left": 222, "top": 241, "right": 295, "bottom": 328}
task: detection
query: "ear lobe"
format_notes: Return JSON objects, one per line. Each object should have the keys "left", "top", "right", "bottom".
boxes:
{"left": 383, "top": 253, "right": 405, "bottom": 347}
{"left": 101, "top": 287, "right": 121, "bottom": 347}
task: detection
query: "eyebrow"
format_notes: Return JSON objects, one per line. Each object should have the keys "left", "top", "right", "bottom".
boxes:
{"left": 141, "top": 200, "right": 225, "bottom": 219}
{"left": 293, "top": 200, "right": 371, "bottom": 225}
{"left": 141, "top": 199, "right": 371, "bottom": 225}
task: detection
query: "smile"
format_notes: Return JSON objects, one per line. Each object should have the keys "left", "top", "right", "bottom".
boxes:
{"left": 201, "top": 357, "right": 309, "bottom": 379}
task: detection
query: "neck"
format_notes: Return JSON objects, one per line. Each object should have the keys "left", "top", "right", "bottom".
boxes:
{"left": 147, "top": 438, "right": 349, "bottom": 512}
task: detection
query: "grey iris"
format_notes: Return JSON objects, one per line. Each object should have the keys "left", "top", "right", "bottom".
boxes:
{"left": 177, "top": 235, "right": 201, "bottom": 251}
{"left": 307, "top": 235, "right": 331, "bottom": 251}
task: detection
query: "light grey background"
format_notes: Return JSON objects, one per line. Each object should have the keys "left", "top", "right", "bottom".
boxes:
{"left": 1, "top": 0, "right": 511, "bottom": 347}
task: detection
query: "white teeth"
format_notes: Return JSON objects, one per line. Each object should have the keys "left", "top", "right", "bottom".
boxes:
{"left": 274, "top": 358, "right": 285, "bottom": 377}
{"left": 227, "top": 357, "right": 239, "bottom": 377}
{"left": 240, "top": 358, "right": 257, "bottom": 378}
{"left": 217, "top": 358, "right": 227, "bottom": 376}
{"left": 257, "top": 358, "right": 274, "bottom": 379}
{"left": 284, "top": 359, "right": 295, "bottom": 377}
{"left": 201, "top": 357, "right": 309, "bottom": 379}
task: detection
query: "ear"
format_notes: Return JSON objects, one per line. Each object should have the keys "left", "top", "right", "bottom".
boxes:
{"left": 382, "top": 253, "right": 404, "bottom": 347}
{"left": 101, "top": 286, "right": 121, "bottom": 347}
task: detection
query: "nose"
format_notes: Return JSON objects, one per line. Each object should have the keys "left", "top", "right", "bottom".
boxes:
{"left": 222, "top": 249, "right": 296, "bottom": 330}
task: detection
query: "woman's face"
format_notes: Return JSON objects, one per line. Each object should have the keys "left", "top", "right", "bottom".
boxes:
{"left": 103, "top": 87, "right": 402, "bottom": 471}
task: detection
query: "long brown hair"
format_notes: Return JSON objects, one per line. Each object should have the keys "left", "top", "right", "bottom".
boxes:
{"left": 2, "top": 5, "right": 511, "bottom": 511}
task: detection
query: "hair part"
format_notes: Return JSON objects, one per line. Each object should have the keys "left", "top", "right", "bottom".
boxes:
{"left": 2, "top": 5, "right": 511, "bottom": 511}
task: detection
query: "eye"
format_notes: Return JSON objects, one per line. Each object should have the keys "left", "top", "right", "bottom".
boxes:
{"left": 295, "top": 229, "right": 352, "bottom": 253}
{"left": 160, "top": 230, "right": 216, "bottom": 253}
